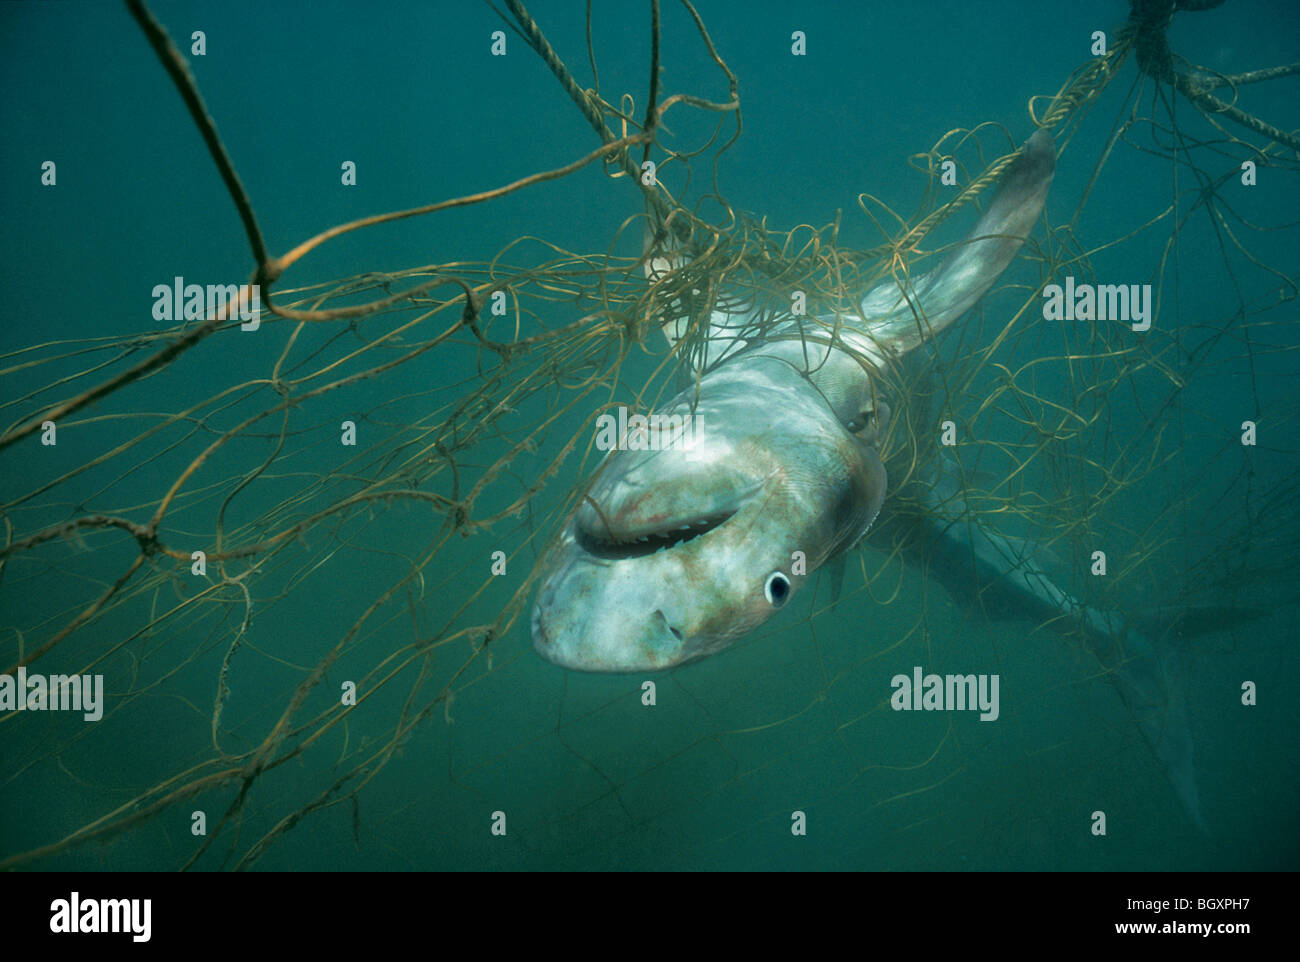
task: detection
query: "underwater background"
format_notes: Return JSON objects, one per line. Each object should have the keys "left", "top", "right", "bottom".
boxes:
{"left": 1, "top": 0, "right": 1297, "bottom": 870}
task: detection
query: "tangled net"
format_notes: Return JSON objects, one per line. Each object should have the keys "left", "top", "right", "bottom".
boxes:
{"left": 1, "top": 0, "right": 1296, "bottom": 869}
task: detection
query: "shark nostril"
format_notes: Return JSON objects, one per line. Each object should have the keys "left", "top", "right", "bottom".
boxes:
{"left": 653, "top": 609, "right": 685, "bottom": 643}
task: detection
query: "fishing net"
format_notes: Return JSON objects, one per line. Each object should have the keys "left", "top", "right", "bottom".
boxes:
{"left": 2, "top": 0, "right": 1296, "bottom": 869}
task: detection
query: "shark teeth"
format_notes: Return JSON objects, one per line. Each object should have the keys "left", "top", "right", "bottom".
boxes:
{"left": 575, "top": 510, "right": 736, "bottom": 560}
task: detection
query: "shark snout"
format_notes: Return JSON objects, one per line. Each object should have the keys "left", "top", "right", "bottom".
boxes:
{"left": 530, "top": 361, "right": 887, "bottom": 673}
{"left": 531, "top": 570, "right": 690, "bottom": 671}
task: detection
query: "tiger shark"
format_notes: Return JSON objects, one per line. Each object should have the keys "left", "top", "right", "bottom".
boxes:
{"left": 530, "top": 129, "right": 1209, "bottom": 828}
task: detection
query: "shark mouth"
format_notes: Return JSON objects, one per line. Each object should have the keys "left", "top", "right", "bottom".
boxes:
{"left": 575, "top": 509, "right": 735, "bottom": 560}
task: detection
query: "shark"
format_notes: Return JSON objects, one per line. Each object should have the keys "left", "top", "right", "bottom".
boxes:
{"left": 532, "top": 129, "right": 1056, "bottom": 671}
{"left": 529, "top": 129, "right": 1209, "bottom": 827}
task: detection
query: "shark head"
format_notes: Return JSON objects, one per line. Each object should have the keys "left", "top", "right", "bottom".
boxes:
{"left": 531, "top": 358, "right": 887, "bottom": 672}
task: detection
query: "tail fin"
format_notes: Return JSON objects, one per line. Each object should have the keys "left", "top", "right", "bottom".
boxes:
{"left": 917, "top": 468, "right": 1211, "bottom": 830}
{"left": 1089, "top": 621, "right": 1207, "bottom": 832}
{"left": 1103, "top": 601, "right": 1268, "bottom": 831}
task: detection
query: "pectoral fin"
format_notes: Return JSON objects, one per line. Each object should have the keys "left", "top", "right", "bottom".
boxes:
{"left": 825, "top": 554, "right": 847, "bottom": 608}
{"left": 860, "top": 129, "right": 1056, "bottom": 353}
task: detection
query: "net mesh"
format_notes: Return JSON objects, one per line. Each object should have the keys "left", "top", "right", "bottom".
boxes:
{"left": 1, "top": 0, "right": 1296, "bottom": 869}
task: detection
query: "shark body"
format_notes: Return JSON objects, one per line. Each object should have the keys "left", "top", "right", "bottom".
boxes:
{"left": 530, "top": 129, "right": 1208, "bottom": 827}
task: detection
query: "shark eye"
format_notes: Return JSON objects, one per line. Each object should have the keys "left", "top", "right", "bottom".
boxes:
{"left": 764, "top": 571, "right": 791, "bottom": 607}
